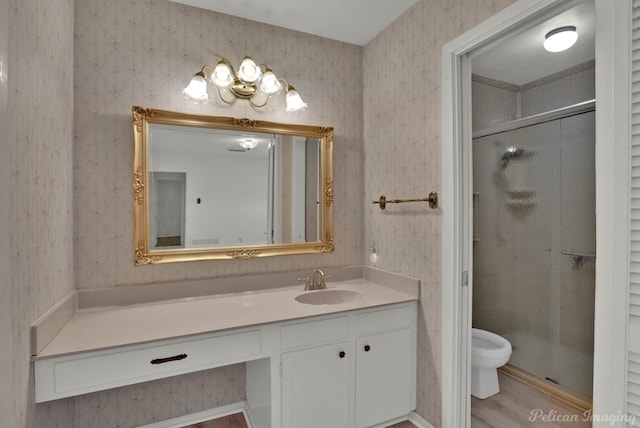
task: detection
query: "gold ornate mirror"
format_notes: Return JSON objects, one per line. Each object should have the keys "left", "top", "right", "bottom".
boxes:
{"left": 132, "top": 106, "right": 334, "bottom": 265}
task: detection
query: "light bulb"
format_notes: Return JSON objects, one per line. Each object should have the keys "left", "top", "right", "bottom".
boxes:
{"left": 285, "top": 88, "right": 307, "bottom": 112}
{"left": 543, "top": 26, "right": 578, "bottom": 53}
{"left": 260, "top": 70, "right": 282, "bottom": 94}
{"left": 182, "top": 73, "right": 208, "bottom": 103}
{"left": 238, "top": 56, "right": 262, "bottom": 83}
{"left": 212, "top": 61, "right": 234, "bottom": 87}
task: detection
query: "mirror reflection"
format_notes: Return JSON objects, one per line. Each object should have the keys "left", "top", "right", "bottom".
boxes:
{"left": 148, "top": 124, "right": 321, "bottom": 249}
{"left": 132, "top": 106, "right": 334, "bottom": 265}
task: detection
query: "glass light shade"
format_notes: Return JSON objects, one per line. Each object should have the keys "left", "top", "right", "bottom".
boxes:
{"left": 182, "top": 74, "right": 209, "bottom": 103}
{"left": 212, "top": 61, "right": 234, "bottom": 87}
{"left": 285, "top": 89, "right": 307, "bottom": 112}
{"left": 543, "top": 26, "right": 578, "bottom": 53}
{"left": 217, "top": 86, "right": 236, "bottom": 105}
{"left": 238, "top": 56, "right": 262, "bottom": 83}
{"left": 260, "top": 70, "right": 282, "bottom": 94}
{"left": 249, "top": 89, "right": 269, "bottom": 108}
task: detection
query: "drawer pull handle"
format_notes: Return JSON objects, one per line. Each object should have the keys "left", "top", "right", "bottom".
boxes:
{"left": 339, "top": 351, "right": 346, "bottom": 359}
{"left": 364, "top": 345, "right": 371, "bottom": 352}
{"left": 150, "top": 353, "right": 188, "bottom": 365}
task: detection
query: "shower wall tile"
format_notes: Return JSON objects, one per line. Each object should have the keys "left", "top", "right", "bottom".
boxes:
{"left": 521, "top": 66, "right": 595, "bottom": 116}
{"left": 473, "top": 65, "right": 595, "bottom": 132}
{"left": 6, "top": 0, "right": 75, "bottom": 426}
{"left": 73, "top": 0, "right": 364, "bottom": 290}
{"left": 472, "top": 81, "right": 519, "bottom": 131}
{"left": 363, "top": 0, "right": 516, "bottom": 425}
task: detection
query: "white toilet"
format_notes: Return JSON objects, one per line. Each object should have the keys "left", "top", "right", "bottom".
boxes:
{"left": 471, "top": 328, "right": 512, "bottom": 399}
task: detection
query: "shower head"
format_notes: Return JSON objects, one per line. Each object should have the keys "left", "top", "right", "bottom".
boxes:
{"left": 499, "top": 146, "right": 530, "bottom": 169}
{"left": 501, "top": 146, "right": 524, "bottom": 160}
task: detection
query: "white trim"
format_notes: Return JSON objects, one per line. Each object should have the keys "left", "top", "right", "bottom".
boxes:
{"left": 408, "top": 410, "right": 435, "bottom": 428}
{"left": 592, "top": 0, "right": 632, "bottom": 425}
{"left": 441, "top": 0, "right": 628, "bottom": 426}
{"left": 367, "top": 411, "right": 434, "bottom": 428}
{"left": 136, "top": 401, "right": 252, "bottom": 428}
{"left": 472, "top": 99, "right": 596, "bottom": 139}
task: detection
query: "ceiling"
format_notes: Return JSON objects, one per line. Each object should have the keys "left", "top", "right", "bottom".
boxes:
{"left": 151, "top": 124, "right": 273, "bottom": 158}
{"left": 169, "top": 0, "right": 593, "bottom": 87}
{"left": 472, "top": 0, "right": 595, "bottom": 86}
{"left": 169, "top": 0, "right": 418, "bottom": 46}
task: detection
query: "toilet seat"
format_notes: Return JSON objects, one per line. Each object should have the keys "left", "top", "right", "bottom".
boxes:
{"left": 472, "top": 328, "right": 512, "bottom": 358}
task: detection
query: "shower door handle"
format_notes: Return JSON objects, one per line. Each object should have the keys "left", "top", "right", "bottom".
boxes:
{"left": 560, "top": 250, "right": 595, "bottom": 259}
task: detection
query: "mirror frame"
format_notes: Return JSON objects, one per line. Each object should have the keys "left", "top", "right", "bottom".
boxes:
{"left": 132, "top": 106, "right": 334, "bottom": 265}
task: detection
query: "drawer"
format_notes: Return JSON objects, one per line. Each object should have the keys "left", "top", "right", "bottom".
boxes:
{"left": 35, "top": 329, "right": 261, "bottom": 402}
{"left": 280, "top": 315, "right": 349, "bottom": 349}
{"left": 355, "top": 303, "right": 415, "bottom": 336}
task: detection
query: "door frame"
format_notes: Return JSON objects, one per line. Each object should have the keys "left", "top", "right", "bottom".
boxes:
{"left": 149, "top": 171, "right": 187, "bottom": 248}
{"left": 441, "top": 0, "right": 631, "bottom": 426}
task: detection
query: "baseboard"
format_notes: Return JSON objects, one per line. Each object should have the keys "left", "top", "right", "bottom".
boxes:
{"left": 136, "top": 400, "right": 249, "bottom": 428}
{"left": 408, "top": 411, "right": 435, "bottom": 428}
{"left": 242, "top": 404, "right": 256, "bottom": 428}
{"left": 499, "top": 364, "right": 592, "bottom": 413}
{"left": 365, "top": 411, "right": 434, "bottom": 428}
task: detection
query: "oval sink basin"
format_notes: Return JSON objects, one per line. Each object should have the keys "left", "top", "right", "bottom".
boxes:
{"left": 295, "top": 289, "right": 361, "bottom": 305}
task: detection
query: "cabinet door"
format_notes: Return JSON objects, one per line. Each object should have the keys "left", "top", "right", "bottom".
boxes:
{"left": 356, "top": 329, "right": 412, "bottom": 428}
{"left": 281, "top": 341, "right": 350, "bottom": 428}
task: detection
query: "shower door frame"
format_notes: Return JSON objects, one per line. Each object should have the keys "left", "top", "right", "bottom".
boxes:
{"left": 441, "top": 0, "right": 632, "bottom": 427}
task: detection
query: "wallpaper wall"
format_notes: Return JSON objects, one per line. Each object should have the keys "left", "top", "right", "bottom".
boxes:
{"left": 70, "top": 0, "right": 363, "bottom": 426}
{"left": 6, "top": 0, "right": 75, "bottom": 426}
{"left": 9, "top": 0, "right": 603, "bottom": 426}
{"left": 363, "top": 0, "right": 516, "bottom": 424}
{"left": 73, "top": 0, "right": 364, "bottom": 290}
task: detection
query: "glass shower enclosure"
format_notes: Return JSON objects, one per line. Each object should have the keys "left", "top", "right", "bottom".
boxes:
{"left": 472, "top": 107, "right": 596, "bottom": 399}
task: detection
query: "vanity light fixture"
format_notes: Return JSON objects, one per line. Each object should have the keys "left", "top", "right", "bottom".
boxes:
{"left": 543, "top": 26, "right": 578, "bottom": 53}
{"left": 183, "top": 56, "right": 307, "bottom": 112}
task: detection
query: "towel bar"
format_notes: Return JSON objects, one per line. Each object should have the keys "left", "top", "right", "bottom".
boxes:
{"left": 373, "top": 192, "right": 438, "bottom": 210}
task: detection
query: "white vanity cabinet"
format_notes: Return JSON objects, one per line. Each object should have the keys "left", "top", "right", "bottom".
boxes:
{"left": 279, "top": 314, "right": 352, "bottom": 428}
{"left": 281, "top": 341, "right": 351, "bottom": 428}
{"left": 279, "top": 303, "right": 416, "bottom": 428}
{"left": 33, "top": 273, "right": 419, "bottom": 428}
{"left": 355, "top": 329, "right": 413, "bottom": 427}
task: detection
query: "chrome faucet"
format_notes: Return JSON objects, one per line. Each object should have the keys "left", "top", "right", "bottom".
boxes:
{"left": 298, "top": 269, "right": 328, "bottom": 291}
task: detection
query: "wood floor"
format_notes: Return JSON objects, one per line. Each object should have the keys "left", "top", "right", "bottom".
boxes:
{"left": 184, "top": 372, "right": 592, "bottom": 428}
{"left": 471, "top": 373, "right": 591, "bottom": 427}
{"left": 387, "top": 421, "right": 417, "bottom": 427}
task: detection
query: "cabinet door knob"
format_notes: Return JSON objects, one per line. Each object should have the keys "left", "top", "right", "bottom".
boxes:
{"left": 339, "top": 351, "right": 346, "bottom": 359}
{"left": 364, "top": 345, "right": 371, "bottom": 352}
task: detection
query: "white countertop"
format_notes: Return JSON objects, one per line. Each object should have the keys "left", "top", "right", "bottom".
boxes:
{"left": 34, "top": 276, "right": 418, "bottom": 360}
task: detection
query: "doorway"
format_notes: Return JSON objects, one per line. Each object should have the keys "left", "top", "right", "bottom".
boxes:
{"left": 441, "top": 0, "right": 632, "bottom": 427}
{"left": 150, "top": 171, "right": 186, "bottom": 249}
{"left": 469, "top": 2, "right": 596, "bottom": 418}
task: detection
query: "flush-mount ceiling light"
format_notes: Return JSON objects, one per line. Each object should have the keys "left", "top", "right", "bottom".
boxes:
{"left": 543, "top": 26, "right": 578, "bottom": 53}
{"left": 183, "top": 56, "right": 307, "bottom": 112}
{"left": 239, "top": 139, "right": 258, "bottom": 150}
